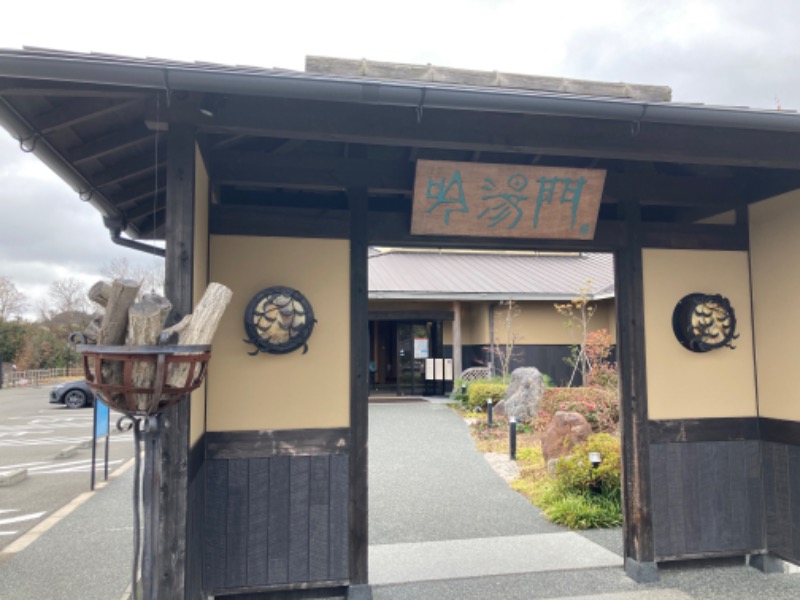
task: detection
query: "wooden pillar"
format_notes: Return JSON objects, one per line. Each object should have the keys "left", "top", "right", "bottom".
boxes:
{"left": 144, "top": 120, "right": 196, "bottom": 598}
{"left": 348, "top": 187, "right": 370, "bottom": 594}
{"left": 452, "top": 300, "right": 462, "bottom": 380}
{"left": 615, "top": 197, "right": 657, "bottom": 582}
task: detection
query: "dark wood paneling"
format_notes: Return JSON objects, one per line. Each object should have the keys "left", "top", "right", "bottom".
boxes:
{"left": 204, "top": 450, "right": 350, "bottom": 595}
{"left": 268, "top": 456, "right": 291, "bottom": 586}
{"left": 760, "top": 417, "right": 800, "bottom": 446}
{"left": 369, "top": 311, "right": 454, "bottom": 322}
{"left": 665, "top": 444, "right": 686, "bottom": 553}
{"left": 226, "top": 459, "right": 249, "bottom": 588}
{"left": 349, "top": 188, "right": 369, "bottom": 585}
{"left": 681, "top": 443, "right": 702, "bottom": 555}
{"left": 308, "top": 456, "right": 331, "bottom": 582}
{"left": 329, "top": 453, "right": 350, "bottom": 581}
{"left": 211, "top": 204, "right": 350, "bottom": 239}
{"left": 172, "top": 94, "right": 800, "bottom": 169}
{"left": 289, "top": 457, "right": 311, "bottom": 583}
{"left": 247, "top": 458, "right": 270, "bottom": 586}
{"left": 651, "top": 441, "right": 764, "bottom": 559}
{"left": 640, "top": 222, "right": 748, "bottom": 251}
{"left": 186, "top": 438, "right": 206, "bottom": 600}
{"left": 649, "top": 418, "right": 760, "bottom": 444}
{"left": 205, "top": 459, "right": 228, "bottom": 589}
{"left": 211, "top": 202, "right": 748, "bottom": 251}
{"left": 206, "top": 428, "right": 349, "bottom": 460}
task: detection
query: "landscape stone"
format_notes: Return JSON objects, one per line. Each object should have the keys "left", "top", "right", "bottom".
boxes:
{"left": 541, "top": 411, "right": 593, "bottom": 463}
{"left": 495, "top": 367, "right": 545, "bottom": 422}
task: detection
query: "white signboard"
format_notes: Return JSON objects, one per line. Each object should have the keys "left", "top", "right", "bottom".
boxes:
{"left": 414, "top": 338, "right": 429, "bottom": 359}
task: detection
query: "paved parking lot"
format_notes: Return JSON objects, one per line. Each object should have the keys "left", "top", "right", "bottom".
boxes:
{"left": 0, "top": 384, "right": 133, "bottom": 551}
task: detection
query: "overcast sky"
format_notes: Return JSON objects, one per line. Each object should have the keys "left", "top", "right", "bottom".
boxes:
{"left": 1, "top": 0, "right": 798, "bottom": 317}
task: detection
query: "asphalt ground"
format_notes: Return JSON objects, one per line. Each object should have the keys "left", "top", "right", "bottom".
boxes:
{"left": 0, "top": 385, "right": 134, "bottom": 551}
{"left": 0, "top": 397, "right": 799, "bottom": 599}
{"left": 0, "top": 458, "right": 135, "bottom": 600}
{"left": 366, "top": 401, "right": 800, "bottom": 600}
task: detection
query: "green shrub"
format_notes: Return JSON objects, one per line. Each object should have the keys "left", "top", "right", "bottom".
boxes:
{"left": 465, "top": 382, "right": 508, "bottom": 411}
{"left": 537, "top": 489, "right": 622, "bottom": 529}
{"left": 553, "top": 433, "right": 621, "bottom": 497}
{"left": 516, "top": 433, "right": 622, "bottom": 530}
{"left": 536, "top": 386, "right": 619, "bottom": 433}
{"left": 450, "top": 379, "right": 468, "bottom": 404}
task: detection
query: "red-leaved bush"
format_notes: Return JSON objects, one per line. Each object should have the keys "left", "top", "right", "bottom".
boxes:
{"left": 536, "top": 386, "right": 619, "bottom": 433}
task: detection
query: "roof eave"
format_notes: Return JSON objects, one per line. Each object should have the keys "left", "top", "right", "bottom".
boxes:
{"left": 1, "top": 50, "right": 798, "bottom": 133}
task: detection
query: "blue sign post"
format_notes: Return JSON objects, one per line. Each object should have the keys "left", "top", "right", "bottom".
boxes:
{"left": 91, "top": 397, "right": 110, "bottom": 490}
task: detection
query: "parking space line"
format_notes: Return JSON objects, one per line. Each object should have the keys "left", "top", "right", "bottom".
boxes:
{"left": 0, "top": 457, "right": 136, "bottom": 556}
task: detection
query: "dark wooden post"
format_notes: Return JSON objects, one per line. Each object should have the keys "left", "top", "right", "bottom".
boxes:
{"left": 143, "top": 120, "right": 196, "bottom": 598}
{"left": 615, "top": 196, "right": 657, "bottom": 582}
{"left": 348, "top": 187, "right": 371, "bottom": 598}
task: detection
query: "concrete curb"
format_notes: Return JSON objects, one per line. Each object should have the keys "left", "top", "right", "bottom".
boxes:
{"left": 55, "top": 445, "right": 80, "bottom": 459}
{"left": 0, "top": 468, "right": 27, "bottom": 487}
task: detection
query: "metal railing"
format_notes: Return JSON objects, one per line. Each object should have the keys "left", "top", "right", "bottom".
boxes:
{"left": 1, "top": 367, "right": 83, "bottom": 388}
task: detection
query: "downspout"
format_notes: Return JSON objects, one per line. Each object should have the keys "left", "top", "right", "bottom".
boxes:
{"left": 109, "top": 229, "right": 165, "bottom": 257}
{"left": 104, "top": 218, "right": 165, "bottom": 257}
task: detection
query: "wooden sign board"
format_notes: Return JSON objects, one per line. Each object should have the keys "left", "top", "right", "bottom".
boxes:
{"left": 411, "top": 160, "right": 606, "bottom": 240}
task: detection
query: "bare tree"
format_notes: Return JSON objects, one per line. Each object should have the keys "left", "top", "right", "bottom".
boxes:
{"left": 554, "top": 282, "right": 597, "bottom": 387}
{"left": 487, "top": 299, "right": 522, "bottom": 384}
{"left": 0, "top": 276, "right": 27, "bottom": 321}
{"left": 48, "top": 277, "right": 90, "bottom": 316}
{"left": 100, "top": 256, "right": 164, "bottom": 297}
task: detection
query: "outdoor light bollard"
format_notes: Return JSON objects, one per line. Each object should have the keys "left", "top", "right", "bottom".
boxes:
{"left": 588, "top": 451, "right": 602, "bottom": 495}
{"left": 461, "top": 382, "right": 467, "bottom": 397}
{"left": 487, "top": 398, "right": 494, "bottom": 426}
{"left": 509, "top": 417, "right": 517, "bottom": 461}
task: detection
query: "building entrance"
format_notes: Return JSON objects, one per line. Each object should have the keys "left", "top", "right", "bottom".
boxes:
{"left": 369, "top": 320, "right": 446, "bottom": 396}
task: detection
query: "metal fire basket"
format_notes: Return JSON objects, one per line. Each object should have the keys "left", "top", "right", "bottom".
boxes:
{"left": 76, "top": 343, "right": 212, "bottom": 416}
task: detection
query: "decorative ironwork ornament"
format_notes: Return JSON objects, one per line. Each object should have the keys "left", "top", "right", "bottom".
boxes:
{"left": 244, "top": 286, "right": 316, "bottom": 355}
{"left": 672, "top": 293, "right": 739, "bottom": 352}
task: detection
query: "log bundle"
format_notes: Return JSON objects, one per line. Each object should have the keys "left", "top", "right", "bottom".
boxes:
{"left": 78, "top": 279, "right": 232, "bottom": 414}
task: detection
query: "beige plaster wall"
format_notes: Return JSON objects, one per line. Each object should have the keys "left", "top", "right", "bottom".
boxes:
{"left": 367, "top": 297, "right": 616, "bottom": 348}
{"left": 643, "top": 249, "right": 756, "bottom": 420}
{"left": 462, "top": 302, "right": 490, "bottom": 345}
{"left": 190, "top": 147, "right": 209, "bottom": 446}
{"left": 207, "top": 236, "right": 350, "bottom": 431}
{"left": 486, "top": 299, "right": 616, "bottom": 346}
{"left": 750, "top": 189, "right": 800, "bottom": 421}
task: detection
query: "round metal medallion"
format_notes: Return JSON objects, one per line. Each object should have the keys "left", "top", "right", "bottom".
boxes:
{"left": 243, "top": 286, "right": 316, "bottom": 356}
{"left": 672, "top": 293, "right": 738, "bottom": 353}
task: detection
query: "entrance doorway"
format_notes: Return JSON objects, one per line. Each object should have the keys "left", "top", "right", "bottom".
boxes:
{"left": 369, "top": 320, "right": 446, "bottom": 396}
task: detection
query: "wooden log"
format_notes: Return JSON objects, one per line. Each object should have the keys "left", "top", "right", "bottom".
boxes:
{"left": 82, "top": 315, "right": 103, "bottom": 345}
{"left": 88, "top": 281, "right": 113, "bottom": 309}
{"left": 97, "top": 279, "right": 141, "bottom": 402}
{"left": 163, "top": 282, "right": 232, "bottom": 387}
{"left": 127, "top": 294, "right": 173, "bottom": 411}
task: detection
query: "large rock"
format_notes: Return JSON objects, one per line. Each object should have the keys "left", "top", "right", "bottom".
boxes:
{"left": 495, "top": 367, "right": 544, "bottom": 422}
{"left": 541, "top": 411, "right": 593, "bottom": 463}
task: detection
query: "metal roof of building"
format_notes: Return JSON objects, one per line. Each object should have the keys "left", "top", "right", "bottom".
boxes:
{"left": 368, "top": 250, "right": 614, "bottom": 301}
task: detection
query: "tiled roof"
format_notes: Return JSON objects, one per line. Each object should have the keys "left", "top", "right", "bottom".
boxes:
{"left": 368, "top": 250, "right": 614, "bottom": 300}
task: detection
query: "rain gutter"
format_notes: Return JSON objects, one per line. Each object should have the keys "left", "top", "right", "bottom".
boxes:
{"left": 1, "top": 52, "right": 799, "bottom": 133}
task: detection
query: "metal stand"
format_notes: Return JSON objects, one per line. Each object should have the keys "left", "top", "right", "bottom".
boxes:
{"left": 117, "top": 414, "right": 159, "bottom": 600}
